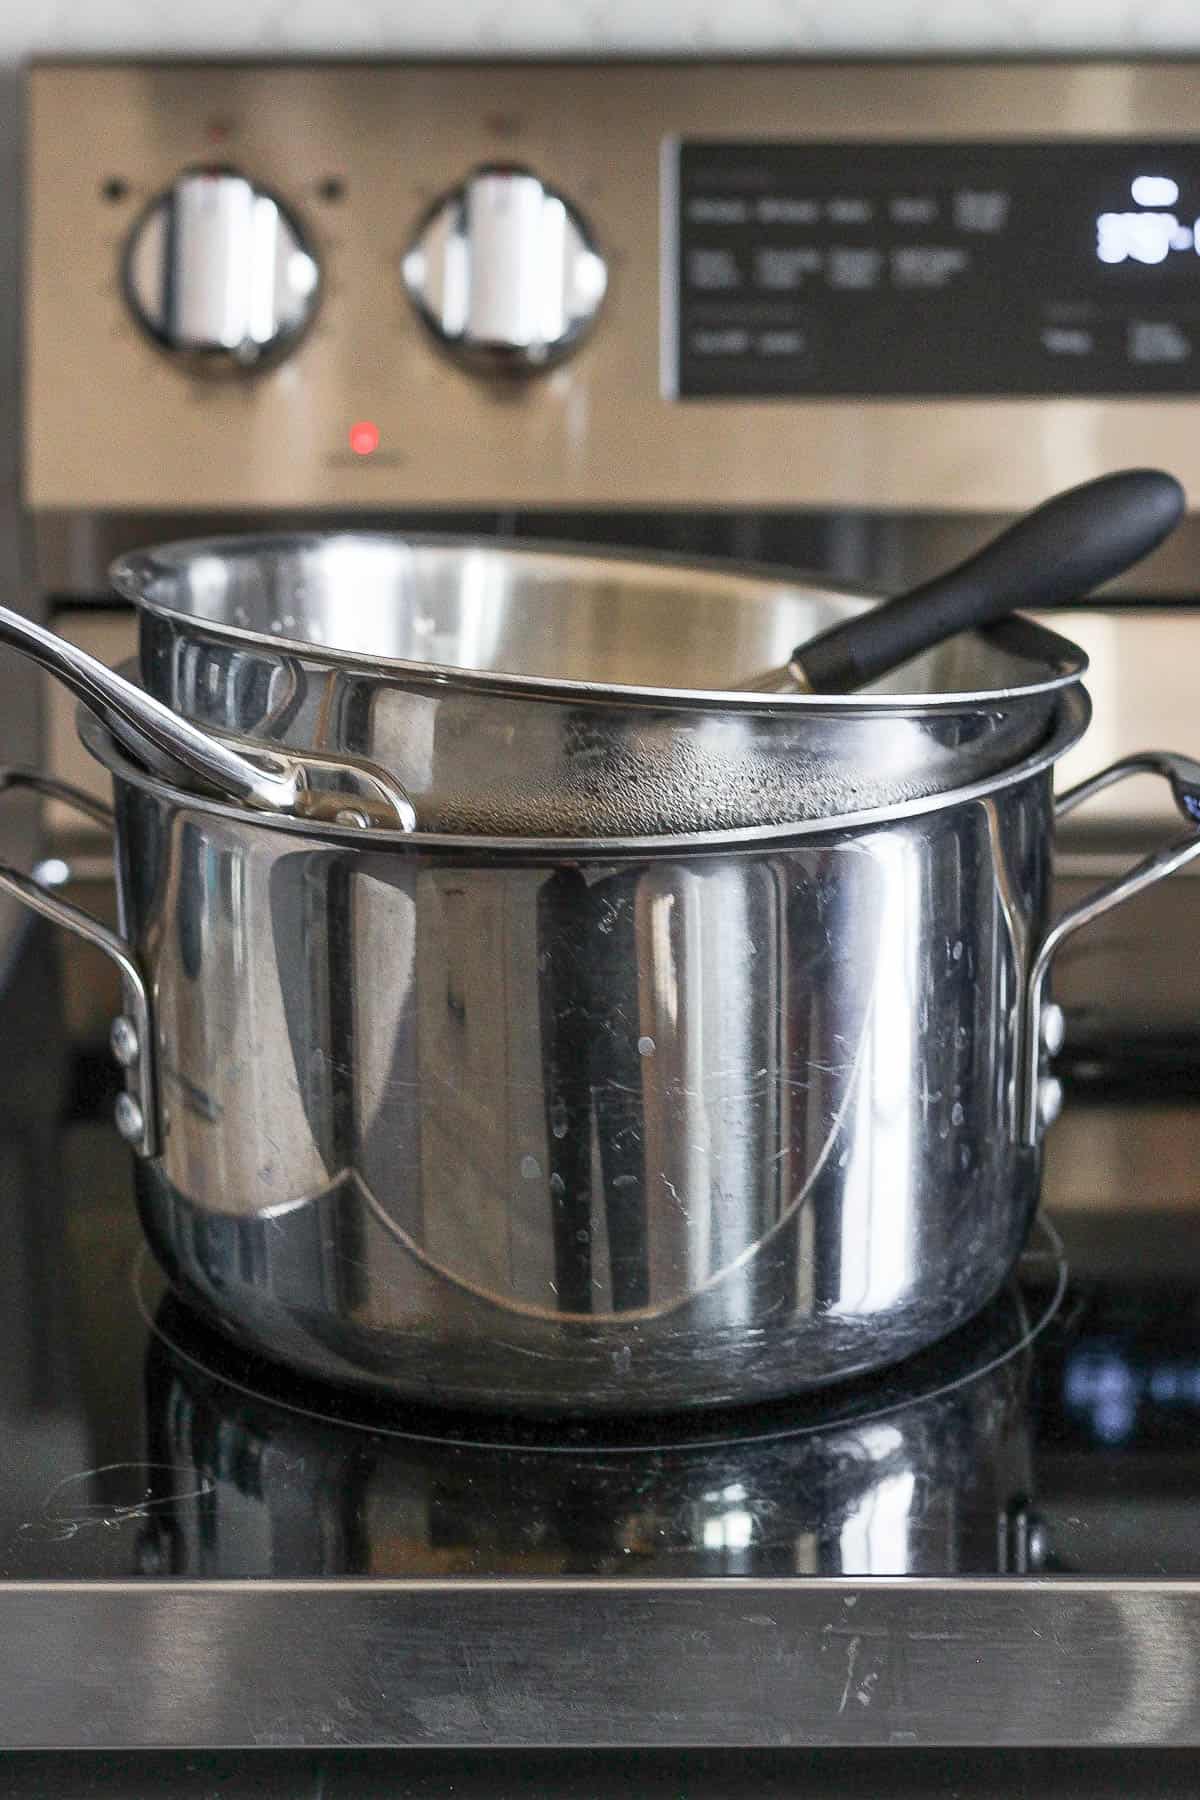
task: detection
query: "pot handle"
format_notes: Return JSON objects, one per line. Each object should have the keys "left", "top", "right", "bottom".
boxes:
{"left": 1021, "top": 750, "right": 1200, "bottom": 1146}
{"left": 0, "top": 768, "right": 157, "bottom": 1157}
{"left": 0, "top": 603, "right": 416, "bottom": 831}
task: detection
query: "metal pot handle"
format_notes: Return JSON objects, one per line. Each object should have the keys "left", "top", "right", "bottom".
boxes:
{"left": 0, "top": 768, "right": 156, "bottom": 1157}
{"left": 1021, "top": 750, "right": 1200, "bottom": 1145}
{"left": 0, "top": 603, "right": 416, "bottom": 831}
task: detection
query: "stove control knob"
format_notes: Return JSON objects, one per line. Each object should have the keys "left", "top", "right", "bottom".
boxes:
{"left": 123, "top": 168, "right": 320, "bottom": 369}
{"left": 402, "top": 166, "right": 607, "bottom": 373}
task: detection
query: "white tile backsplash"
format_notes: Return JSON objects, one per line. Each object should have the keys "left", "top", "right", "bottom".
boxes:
{"left": 4, "top": 0, "right": 1200, "bottom": 57}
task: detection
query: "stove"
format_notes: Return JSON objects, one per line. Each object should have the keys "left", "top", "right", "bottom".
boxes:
{"left": 13, "top": 54, "right": 1200, "bottom": 1759}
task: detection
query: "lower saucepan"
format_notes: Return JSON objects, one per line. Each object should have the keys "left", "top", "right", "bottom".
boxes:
{"left": 2, "top": 688, "right": 1199, "bottom": 1413}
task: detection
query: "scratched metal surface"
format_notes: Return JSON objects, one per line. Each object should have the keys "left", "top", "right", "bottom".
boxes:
{"left": 4, "top": 1581, "right": 1200, "bottom": 1748}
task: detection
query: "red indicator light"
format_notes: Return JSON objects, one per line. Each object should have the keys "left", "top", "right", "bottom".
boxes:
{"left": 349, "top": 420, "right": 380, "bottom": 457}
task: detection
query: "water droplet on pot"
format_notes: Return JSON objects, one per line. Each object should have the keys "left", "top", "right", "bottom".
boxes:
{"left": 951, "top": 1101, "right": 964, "bottom": 1126}
{"left": 520, "top": 1153, "right": 542, "bottom": 1180}
{"left": 637, "top": 1036, "right": 656, "bottom": 1056}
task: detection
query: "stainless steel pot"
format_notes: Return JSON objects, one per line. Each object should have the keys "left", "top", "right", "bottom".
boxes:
{"left": 112, "top": 535, "right": 1087, "bottom": 834}
{"left": 3, "top": 690, "right": 1197, "bottom": 1414}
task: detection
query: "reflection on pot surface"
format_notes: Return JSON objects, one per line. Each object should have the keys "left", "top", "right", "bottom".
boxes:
{"left": 136, "top": 1265, "right": 1053, "bottom": 1580}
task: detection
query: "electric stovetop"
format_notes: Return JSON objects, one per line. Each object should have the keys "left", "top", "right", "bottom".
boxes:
{"left": 6, "top": 921, "right": 1200, "bottom": 1753}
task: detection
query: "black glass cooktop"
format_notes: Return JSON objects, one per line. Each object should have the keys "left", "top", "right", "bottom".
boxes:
{"left": 5, "top": 923, "right": 1200, "bottom": 1590}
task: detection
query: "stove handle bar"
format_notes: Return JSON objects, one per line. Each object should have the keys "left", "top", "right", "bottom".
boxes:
{"left": 0, "top": 767, "right": 156, "bottom": 1158}
{"left": 1020, "top": 749, "right": 1200, "bottom": 1146}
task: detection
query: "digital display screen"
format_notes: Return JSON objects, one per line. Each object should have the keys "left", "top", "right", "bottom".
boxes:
{"left": 671, "top": 140, "right": 1200, "bottom": 397}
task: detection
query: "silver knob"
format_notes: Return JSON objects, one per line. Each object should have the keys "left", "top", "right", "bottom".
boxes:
{"left": 402, "top": 165, "right": 607, "bottom": 373}
{"left": 123, "top": 168, "right": 320, "bottom": 369}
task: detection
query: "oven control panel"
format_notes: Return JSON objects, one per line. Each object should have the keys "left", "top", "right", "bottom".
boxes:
{"left": 674, "top": 140, "right": 1200, "bottom": 398}
{"left": 25, "top": 60, "right": 1200, "bottom": 526}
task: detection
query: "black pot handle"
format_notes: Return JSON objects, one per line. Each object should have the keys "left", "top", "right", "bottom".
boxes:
{"left": 793, "top": 469, "right": 1185, "bottom": 694}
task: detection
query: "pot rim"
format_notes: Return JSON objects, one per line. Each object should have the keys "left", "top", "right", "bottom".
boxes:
{"left": 78, "top": 682, "right": 1092, "bottom": 857}
{"left": 110, "top": 531, "right": 1089, "bottom": 714}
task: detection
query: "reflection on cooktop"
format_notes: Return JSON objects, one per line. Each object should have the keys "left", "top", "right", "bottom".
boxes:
{"left": 0, "top": 1224, "right": 1063, "bottom": 1583}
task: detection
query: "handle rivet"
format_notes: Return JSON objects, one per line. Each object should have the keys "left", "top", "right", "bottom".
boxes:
{"left": 109, "top": 1014, "right": 140, "bottom": 1067}
{"left": 1036, "top": 1075, "right": 1064, "bottom": 1132}
{"left": 1039, "top": 1002, "right": 1066, "bottom": 1058}
{"left": 114, "top": 1092, "right": 145, "bottom": 1143}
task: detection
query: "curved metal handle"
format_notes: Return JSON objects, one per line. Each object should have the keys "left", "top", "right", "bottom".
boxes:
{"left": 1020, "top": 750, "right": 1200, "bottom": 1145}
{"left": 0, "top": 604, "right": 303, "bottom": 810}
{"left": 0, "top": 768, "right": 156, "bottom": 1157}
{"left": 0, "top": 763, "right": 114, "bottom": 827}
{"left": 0, "top": 605, "right": 416, "bottom": 831}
